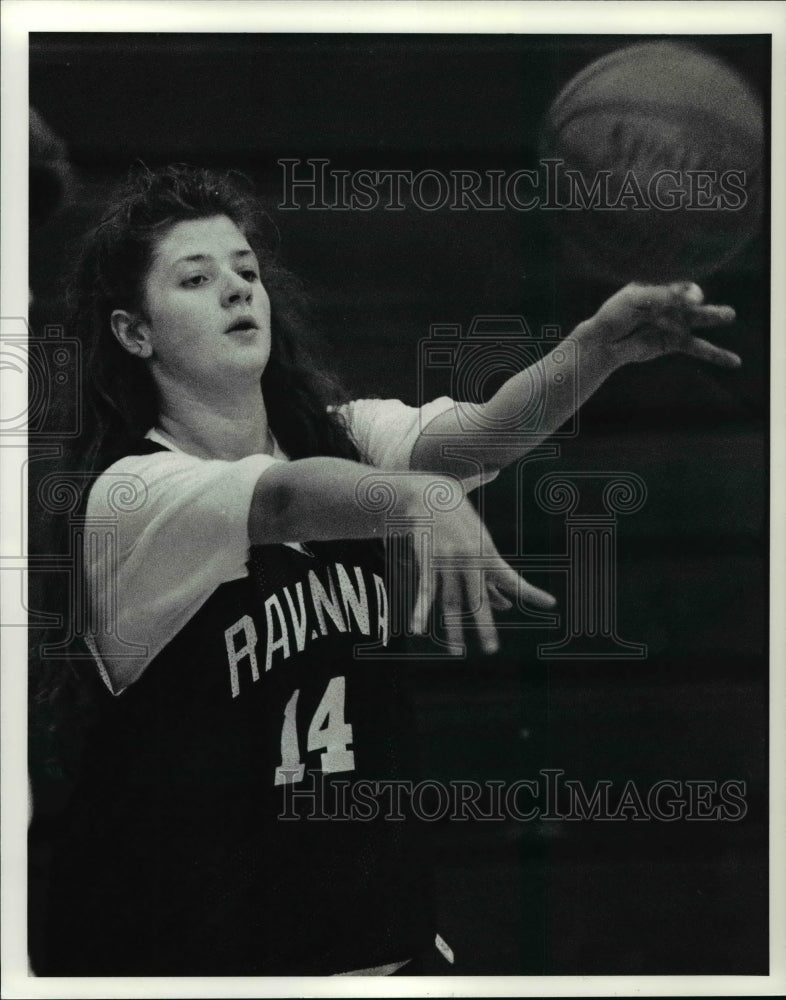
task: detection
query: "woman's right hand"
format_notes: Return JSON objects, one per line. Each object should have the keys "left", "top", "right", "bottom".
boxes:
{"left": 408, "top": 485, "right": 556, "bottom": 656}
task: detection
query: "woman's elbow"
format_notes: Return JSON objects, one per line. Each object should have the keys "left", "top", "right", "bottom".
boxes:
{"left": 248, "top": 472, "right": 297, "bottom": 544}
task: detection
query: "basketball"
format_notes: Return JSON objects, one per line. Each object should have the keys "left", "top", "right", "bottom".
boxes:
{"left": 540, "top": 42, "right": 764, "bottom": 284}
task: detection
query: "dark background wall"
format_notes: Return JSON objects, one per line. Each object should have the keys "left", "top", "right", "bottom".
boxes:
{"left": 29, "top": 33, "right": 769, "bottom": 975}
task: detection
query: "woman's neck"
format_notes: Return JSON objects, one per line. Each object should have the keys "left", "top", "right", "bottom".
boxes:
{"left": 155, "top": 381, "right": 272, "bottom": 461}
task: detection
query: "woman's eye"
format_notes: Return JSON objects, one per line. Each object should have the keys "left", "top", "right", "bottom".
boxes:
{"left": 182, "top": 275, "right": 207, "bottom": 288}
{"left": 241, "top": 269, "right": 259, "bottom": 282}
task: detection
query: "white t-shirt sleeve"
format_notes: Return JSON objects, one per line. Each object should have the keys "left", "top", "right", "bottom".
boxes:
{"left": 338, "top": 396, "right": 499, "bottom": 489}
{"left": 337, "top": 396, "right": 455, "bottom": 469}
{"left": 86, "top": 449, "right": 281, "bottom": 693}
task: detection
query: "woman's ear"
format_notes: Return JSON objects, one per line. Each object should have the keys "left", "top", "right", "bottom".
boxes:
{"left": 110, "top": 310, "right": 153, "bottom": 359}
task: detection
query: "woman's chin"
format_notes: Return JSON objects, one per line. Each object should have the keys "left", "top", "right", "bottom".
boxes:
{"left": 206, "top": 353, "right": 269, "bottom": 389}
{"left": 227, "top": 340, "right": 271, "bottom": 372}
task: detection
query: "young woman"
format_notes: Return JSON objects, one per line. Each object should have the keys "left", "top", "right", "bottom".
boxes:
{"left": 30, "top": 164, "right": 739, "bottom": 976}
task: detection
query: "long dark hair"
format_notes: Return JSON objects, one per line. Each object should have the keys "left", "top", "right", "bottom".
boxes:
{"left": 30, "top": 164, "right": 362, "bottom": 791}
{"left": 72, "top": 162, "right": 360, "bottom": 471}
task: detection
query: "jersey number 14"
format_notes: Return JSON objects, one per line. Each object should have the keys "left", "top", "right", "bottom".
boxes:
{"left": 274, "top": 675, "right": 355, "bottom": 785}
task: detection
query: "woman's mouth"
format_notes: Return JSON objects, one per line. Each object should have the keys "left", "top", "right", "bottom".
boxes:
{"left": 225, "top": 317, "right": 258, "bottom": 334}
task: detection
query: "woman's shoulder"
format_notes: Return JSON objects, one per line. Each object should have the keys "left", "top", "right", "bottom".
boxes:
{"left": 86, "top": 433, "right": 279, "bottom": 524}
{"left": 84, "top": 433, "right": 219, "bottom": 521}
{"left": 84, "top": 444, "right": 181, "bottom": 523}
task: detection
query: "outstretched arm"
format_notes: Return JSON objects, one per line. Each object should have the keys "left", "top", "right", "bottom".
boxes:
{"left": 249, "top": 456, "right": 555, "bottom": 654}
{"left": 410, "top": 281, "right": 739, "bottom": 477}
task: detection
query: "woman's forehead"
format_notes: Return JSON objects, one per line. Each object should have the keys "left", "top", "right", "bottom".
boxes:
{"left": 152, "top": 215, "right": 251, "bottom": 265}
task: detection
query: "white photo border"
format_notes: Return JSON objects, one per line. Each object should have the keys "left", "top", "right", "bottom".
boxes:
{"left": 3, "top": 2, "right": 784, "bottom": 997}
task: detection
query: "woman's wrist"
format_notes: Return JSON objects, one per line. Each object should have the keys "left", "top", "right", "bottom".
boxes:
{"left": 399, "top": 472, "right": 467, "bottom": 524}
{"left": 567, "top": 320, "right": 629, "bottom": 375}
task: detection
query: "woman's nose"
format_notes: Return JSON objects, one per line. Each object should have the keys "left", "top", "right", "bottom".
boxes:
{"left": 222, "top": 273, "right": 252, "bottom": 306}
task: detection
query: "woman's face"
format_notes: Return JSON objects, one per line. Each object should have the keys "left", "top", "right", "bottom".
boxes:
{"left": 136, "top": 214, "right": 272, "bottom": 390}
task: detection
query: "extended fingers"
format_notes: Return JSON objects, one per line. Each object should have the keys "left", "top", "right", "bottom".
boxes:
{"left": 440, "top": 569, "right": 506, "bottom": 656}
{"left": 627, "top": 282, "right": 695, "bottom": 314}
{"left": 437, "top": 567, "right": 557, "bottom": 656}
{"left": 627, "top": 284, "right": 737, "bottom": 363}
{"left": 462, "top": 569, "right": 499, "bottom": 655}
{"left": 685, "top": 304, "right": 736, "bottom": 328}
{"left": 632, "top": 283, "right": 735, "bottom": 329}
{"left": 491, "top": 565, "right": 557, "bottom": 610}
{"left": 438, "top": 569, "right": 466, "bottom": 655}
{"left": 658, "top": 287, "right": 740, "bottom": 364}
{"left": 679, "top": 335, "right": 742, "bottom": 368}
{"left": 487, "top": 583, "right": 513, "bottom": 612}
{"left": 411, "top": 558, "right": 434, "bottom": 636}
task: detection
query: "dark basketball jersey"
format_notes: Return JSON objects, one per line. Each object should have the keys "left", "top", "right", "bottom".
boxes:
{"left": 42, "top": 440, "right": 435, "bottom": 975}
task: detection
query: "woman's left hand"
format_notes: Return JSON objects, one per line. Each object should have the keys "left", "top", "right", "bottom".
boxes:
{"left": 574, "top": 281, "right": 741, "bottom": 369}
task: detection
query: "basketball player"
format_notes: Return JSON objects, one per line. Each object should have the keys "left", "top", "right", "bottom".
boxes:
{"left": 30, "top": 165, "right": 739, "bottom": 976}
